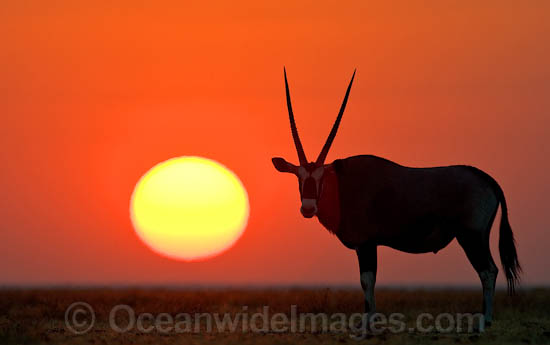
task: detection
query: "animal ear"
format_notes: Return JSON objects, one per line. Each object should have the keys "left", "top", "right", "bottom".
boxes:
{"left": 272, "top": 157, "right": 297, "bottom": 173}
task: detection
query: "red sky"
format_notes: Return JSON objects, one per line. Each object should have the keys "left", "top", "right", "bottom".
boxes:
{"left": 1, "top": 1, "right": 549, "bottom": 286}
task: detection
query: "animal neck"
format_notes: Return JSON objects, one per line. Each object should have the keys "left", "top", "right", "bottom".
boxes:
{"left": 316, "top": 165, "right": 341, "bottom": 234}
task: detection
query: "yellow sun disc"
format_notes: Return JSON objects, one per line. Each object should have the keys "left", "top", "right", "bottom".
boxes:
{"left": 130, "top": 156, "right": 249, "bottom": 261}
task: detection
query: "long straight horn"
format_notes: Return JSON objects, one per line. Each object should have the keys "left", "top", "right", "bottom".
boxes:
{"left": 316, "top": 69, "right": 356, "bottom": 165}
{"left": 284, "top": 67, "right": 308, "bottom": 165}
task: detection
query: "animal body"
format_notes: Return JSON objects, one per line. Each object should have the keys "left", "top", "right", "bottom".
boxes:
{"left": 272, "top": 68, "right": 521, "bottom": 328}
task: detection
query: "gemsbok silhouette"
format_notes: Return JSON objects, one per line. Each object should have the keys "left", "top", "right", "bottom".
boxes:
{"left": 272, "top": 68, "right": 521, "bottom": 328}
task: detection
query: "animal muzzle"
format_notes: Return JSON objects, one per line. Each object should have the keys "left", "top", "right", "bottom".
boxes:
{"left": 300, "top": 198, "right": 318, "bottom": 218}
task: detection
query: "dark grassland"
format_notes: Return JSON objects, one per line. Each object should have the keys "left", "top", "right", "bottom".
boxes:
{"left": 1, "top": 287, "right": 549, "bottom": 344}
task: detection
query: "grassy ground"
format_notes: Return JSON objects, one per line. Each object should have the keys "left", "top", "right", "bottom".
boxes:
{"left": 1, "top": 287, "right": 549, "bottom": 344}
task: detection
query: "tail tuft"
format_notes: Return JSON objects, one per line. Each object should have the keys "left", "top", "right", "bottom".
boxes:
{"left": 497, "top": 189, "right": 522, "bottom": 295}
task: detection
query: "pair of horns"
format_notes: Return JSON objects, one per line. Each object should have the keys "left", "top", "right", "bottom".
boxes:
{"left": 284, "top": 67, "right": 356, "bottom": 166}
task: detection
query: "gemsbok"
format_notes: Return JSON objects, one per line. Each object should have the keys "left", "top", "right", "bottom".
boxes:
{"left": 272, "top": 68, "right": 521, "bottom": 328}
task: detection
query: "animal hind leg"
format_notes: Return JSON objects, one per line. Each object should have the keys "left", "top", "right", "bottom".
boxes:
{"left": 456, "top": 231, "right": 498, "bottom": 328}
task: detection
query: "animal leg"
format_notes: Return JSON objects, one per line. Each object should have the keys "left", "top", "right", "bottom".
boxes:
{"left": 457, "top": 232, "right": 498, "bottom": 328}
{"left": 356, "top": 244, "right": 377, "bottom": 319}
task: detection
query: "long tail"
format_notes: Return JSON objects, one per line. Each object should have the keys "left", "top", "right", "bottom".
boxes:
{"left": 466, "top": 166, "right": 522, "bottom": 295}
{"left": 496, "top": 188, "right": 522, "bottom": 295}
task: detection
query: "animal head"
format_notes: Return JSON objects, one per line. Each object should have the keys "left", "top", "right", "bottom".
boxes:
{"left": 272, "top": 67, "right": 355, "bottom": 218}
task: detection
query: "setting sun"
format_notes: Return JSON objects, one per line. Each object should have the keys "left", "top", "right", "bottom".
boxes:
{"left": 130, "top": 156, "right": 249, "bottom": 261}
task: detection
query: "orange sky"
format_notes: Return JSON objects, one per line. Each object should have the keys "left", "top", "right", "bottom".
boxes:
{"left": 1, "top": 1, "right": 549, "bottom": 286}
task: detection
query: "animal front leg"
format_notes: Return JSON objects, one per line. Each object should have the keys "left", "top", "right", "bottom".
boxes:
{"left": 356, "top": 244, "right": 377, "bottom": 318}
